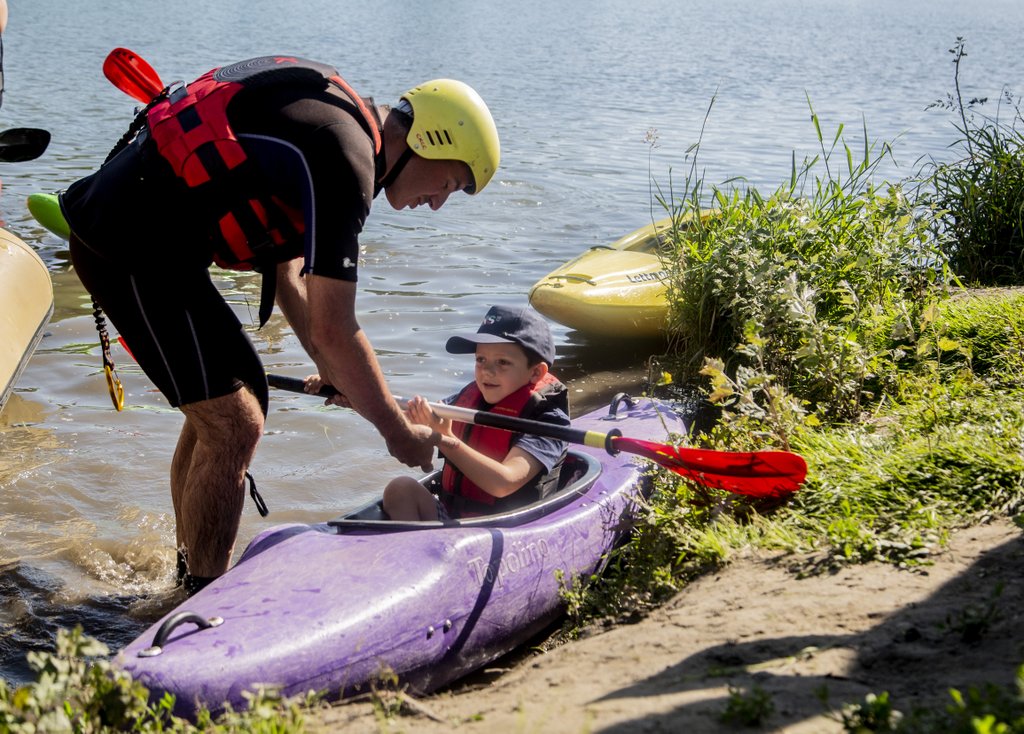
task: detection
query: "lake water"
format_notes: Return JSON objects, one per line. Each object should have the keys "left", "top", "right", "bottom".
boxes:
{"left": 1, "top": 0, "right": 1022, "bottom": 684}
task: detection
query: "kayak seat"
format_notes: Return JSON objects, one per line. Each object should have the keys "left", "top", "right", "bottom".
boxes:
{"left": 328, "top": 449, "right": 603, "bottom": 532}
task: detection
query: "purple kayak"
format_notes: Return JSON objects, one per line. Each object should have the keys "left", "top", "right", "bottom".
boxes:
{"left": 117, "top": 394, "right": 684, "bottom": 716}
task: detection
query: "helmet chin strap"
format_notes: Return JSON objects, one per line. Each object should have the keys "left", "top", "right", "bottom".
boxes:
{"left": 377, "top": 145, "right": 415, "bottom": 192}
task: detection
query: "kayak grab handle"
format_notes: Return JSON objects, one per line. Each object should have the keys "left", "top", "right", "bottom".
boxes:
{"left": 604, "top": 392, "right": 637, "bottom": 419}
{"left": 137, "top": 611, "right": 224, "bottom": 657}
{"left": 547, "top": 274, "right": 596, "bottom": 285}
{"left": 598, "top": 393, "right": 635, "bottom": 454}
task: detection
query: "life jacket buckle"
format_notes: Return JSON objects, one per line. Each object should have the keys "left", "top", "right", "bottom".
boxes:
{"left": 167, "top": 80, "right": 188, "bottom": 105}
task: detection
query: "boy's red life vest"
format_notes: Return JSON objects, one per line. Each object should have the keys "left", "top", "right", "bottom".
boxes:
{"left": 440, "top": 372, "right": 569, "bottom": 518}
{"left": 144, "top": 56, "right": 381, "bottom": 323}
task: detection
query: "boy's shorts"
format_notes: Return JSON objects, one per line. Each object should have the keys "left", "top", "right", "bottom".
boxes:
{"left": 432, "top": 494, "right": 451, "bottom": 521}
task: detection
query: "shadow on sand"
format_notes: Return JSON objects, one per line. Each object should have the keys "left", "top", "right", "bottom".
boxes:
{"left": 593, "top": 527, "right": 1024, "bottom": 732}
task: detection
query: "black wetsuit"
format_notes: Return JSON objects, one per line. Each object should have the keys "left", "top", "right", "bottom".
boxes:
{"left": 62, "top": 73, "right": 382, "bottom": 412}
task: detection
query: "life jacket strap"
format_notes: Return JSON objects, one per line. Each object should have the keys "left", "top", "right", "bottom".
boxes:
{"left": 258, "top": 266, "right": 276, "bottom": 328}
{"left": 245, "top": 470, "right": 269, "bottom": 517}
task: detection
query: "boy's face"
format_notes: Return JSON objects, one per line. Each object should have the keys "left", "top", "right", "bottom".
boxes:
{"left": 473, "top": 343, "right": 547, "bottom": 404}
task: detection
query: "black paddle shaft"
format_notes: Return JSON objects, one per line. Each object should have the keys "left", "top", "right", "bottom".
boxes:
{"left": 265, "top": 373, "right": 622, "bottom": 453}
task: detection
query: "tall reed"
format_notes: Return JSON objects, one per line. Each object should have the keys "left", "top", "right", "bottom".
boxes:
{"left": 919, "top": 37, "right": 1024, "bottom": 285}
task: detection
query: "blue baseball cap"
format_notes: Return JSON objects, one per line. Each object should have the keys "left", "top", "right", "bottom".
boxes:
{"left": 446, "top": 305, "right": 556, "bottom": 365}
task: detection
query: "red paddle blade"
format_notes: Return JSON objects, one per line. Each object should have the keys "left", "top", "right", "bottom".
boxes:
{"left": 102, "top": 48, "right": 165, "bottom": 104}
{"left": 616, "top": 436, "right": 807, "bottom": 498}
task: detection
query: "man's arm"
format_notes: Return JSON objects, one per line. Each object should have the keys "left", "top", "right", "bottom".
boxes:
{"left": 296, "top": 271, "right": 437, "bottom": 470}
{"left": 275, "top": 260, "right": 316, "bottom": 358}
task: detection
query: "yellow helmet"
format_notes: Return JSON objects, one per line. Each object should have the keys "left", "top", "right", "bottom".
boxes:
{"left": 400, "top": 79, "right": 500, "bottom": 194}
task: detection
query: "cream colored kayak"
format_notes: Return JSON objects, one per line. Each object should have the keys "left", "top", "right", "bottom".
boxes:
{"left": 529, "top": 217, "right": 675, "bottom": 339}
{"left": 0, "top": 228, "right": 53, "bottom": 409}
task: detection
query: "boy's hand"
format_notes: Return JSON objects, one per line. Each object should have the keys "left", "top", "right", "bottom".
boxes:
{"left": 303, "top": 374, "right": 352, "bottom": 408}
{"left": 404, "top": 395, "right": 453, "bottom": 436}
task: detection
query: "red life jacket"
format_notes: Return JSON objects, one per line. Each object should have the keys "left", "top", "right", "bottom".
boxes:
{"left": 145, "top": 56, "right": 380, "bottom": 274}
{"left": 440, "top": 372, "right": 569, "bottom": 518}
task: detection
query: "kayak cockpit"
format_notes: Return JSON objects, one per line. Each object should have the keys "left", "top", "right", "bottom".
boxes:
{"left": 329, "top": 449, "right": 603, "bottom": 532}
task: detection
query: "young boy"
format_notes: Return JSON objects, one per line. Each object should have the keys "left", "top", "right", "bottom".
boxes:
{"left": 383, "top": 305, "right": 570, "bottom": 520}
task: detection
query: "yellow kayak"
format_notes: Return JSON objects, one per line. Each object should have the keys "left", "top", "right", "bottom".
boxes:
{"left": 529, "top": 217, "right": 675, "bottom": 339}
{"left": 0, "top": 228, "right": 53, "bottom": 409}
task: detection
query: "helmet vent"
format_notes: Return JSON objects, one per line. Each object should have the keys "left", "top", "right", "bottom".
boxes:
{"left": 425, "top": 129, "right": 453, "bottom": 147}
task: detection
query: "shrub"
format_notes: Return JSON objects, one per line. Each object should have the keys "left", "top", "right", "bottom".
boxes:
{"left": 661, "top": 99, "right": 944, "bottom": 426}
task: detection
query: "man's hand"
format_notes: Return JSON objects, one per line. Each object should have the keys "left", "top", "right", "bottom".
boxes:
{"left": 385, "top": 422, "right": 441, "bottom": 472}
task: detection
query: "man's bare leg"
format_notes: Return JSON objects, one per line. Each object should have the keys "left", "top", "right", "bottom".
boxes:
{"left": 170, "top": 417, "right": 197, "bottom": 583}
{"left": 176, "top": 388, "right": 264, "bottom": 580}
{"left": 170, "top": 417, "right": 197, "bottom": 549}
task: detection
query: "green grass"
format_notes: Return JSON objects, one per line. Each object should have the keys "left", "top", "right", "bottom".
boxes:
{"left": 826, "top": 667, "right": 1024, "bottom": 733}
{"left": 720, "top": 684, "right": 776, "bottom": 727}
